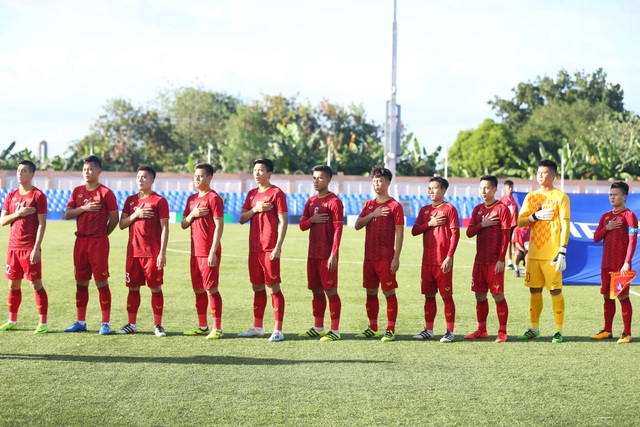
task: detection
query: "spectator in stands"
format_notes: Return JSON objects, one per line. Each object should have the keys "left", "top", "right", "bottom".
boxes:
{"left": 63, "top": 155, "right": 119, "bottom": 335}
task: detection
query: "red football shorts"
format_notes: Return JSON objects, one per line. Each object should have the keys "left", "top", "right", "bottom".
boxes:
{"left": 126, "top": 257, "right": 163, "bottom": 288}
{"left": 362, "top": 259, "right": 398, "bottom": 292}
{"left": 73, "top": 236, "right": 110, "bottom": 282}
{"left": 307, "top": 257, "right": 338, "bottom": 291}
{"left": 248, "top": 252, "right": 281, "bottom": 285}
{"left": 471, "top": 263, "right": 505, "bottom": 294}
{"left": 5, "top": 250, "right": 42, "bottom": 281}
{"left": 190, "top": 256, "right": 220, "bottom": 291}
{"left": 421, "top": 264, "right": 453, "bottom": 297}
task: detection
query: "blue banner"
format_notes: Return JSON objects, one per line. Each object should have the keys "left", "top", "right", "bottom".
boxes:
{"left": 514, "top": 191, "right": 640, "bottom": 285}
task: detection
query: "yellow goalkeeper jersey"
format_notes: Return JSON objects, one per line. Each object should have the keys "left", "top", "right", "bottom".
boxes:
{"left": 517, "top": 187, "right": 570, "bottom": 260}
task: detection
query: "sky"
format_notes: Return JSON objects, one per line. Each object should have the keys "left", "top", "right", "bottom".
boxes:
{"left": 1, "top": 0, "right": 639, "bottom": 159}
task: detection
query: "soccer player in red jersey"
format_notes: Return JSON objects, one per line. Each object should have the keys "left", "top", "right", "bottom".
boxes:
{"left": 354, "top": 165, "right": 404, "bottom": 342}
{"left": 464, "top": 175, "right": 511, "bottom": 343}
{"left": 411, "top": 177, "right": 460, "bottom": 343}
{"left": 591, "top": 181, "right": 638, "bottom": 343}
{"left": 181, "top": 163, "right": 225, "bottom": 340}
{"left": 512, "top": 225, "right": 530, "bottom": 278}
{"left": 0, "top": 161, "right": 49, "bottom": 334}
{"left": 298, "top": 165, "right": 344, "bottom": 342}
{"left": 63, "top": 155, "right": 119, "bottom": 335}
{"left": 517, "top": 160, "right": 570, "bottom": 343}
{"left": 499, "top": 180, "right": 519, "bottom": 271}
{"left": 238, "top": 158, "right": 288, "bottom": 342}
{"left": 116, "top": 165, "right": 170, "bottom": 337}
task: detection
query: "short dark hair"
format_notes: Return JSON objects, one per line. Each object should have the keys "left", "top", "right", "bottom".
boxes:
{"left": 538, "top": 159, "right": 557, "bottom": 174}
{"left": 137, "top": 165, "right": 156, "bottom": 180}
{"left": 611, "top": 181, "right": 629, "bottom": 196}
{"left": 253, "top": 158, "right": 274, "bottom": 173}
{"left": 195, "top": 162, "right": 214, "bottom": 177}
{"left": 370, "top": 164, "right": 392, "bottom": 181}
{"left": 18, "top": 160, "right": 36, "bottom": 173}
{"left": 480, "top": 175, "right": 498, "bottom": 188}
{"left": 429, "top": 176, "right": 449, "bottom": 190}
{"left": 504, "top": 179, "right": 514, "bottom": 187}
{"left": 312, "top": 164, "right": 333, "bottom": 179}
{"left": 83, "top": 155, "right": 102, "bottom": 169}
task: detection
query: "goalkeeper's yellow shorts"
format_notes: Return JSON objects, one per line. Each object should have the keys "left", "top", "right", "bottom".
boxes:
{"left": 524, "top": 258, "right": 563, "bottom": 290}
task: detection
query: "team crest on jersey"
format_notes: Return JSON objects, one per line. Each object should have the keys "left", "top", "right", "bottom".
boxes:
{"left": 323, "top": 203, "right": 328, "bottom": 207}
{"left": 130, "top": 201, "right": 135, "bottom": 206}
{"left": 369, "top": 205, "right": 374, "bottom": 210}
{"left": 11, "top": 197, "right": 17, "bottom": 201}
{"left": 249, "top": 196, "right": 254, "bottom": 200}
{"left": 78, "top": 194, "right": 84, "bottom": 198}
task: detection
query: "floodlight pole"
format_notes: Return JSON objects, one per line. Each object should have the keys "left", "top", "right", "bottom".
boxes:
{"left": 385, "top": 0, "right": 399, "bottom": 177}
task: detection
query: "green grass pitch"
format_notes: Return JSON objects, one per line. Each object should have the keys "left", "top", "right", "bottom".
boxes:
{"left": 0, "top": 222, "right": 639, "bottom": 426}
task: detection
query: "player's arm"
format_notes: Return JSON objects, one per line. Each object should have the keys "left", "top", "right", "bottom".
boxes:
{"left": 622, "top": 214, "right": 638, "bottom": 274}
{"left": 559, "top": 195, "right": 571, "bottom": 247}
{"left": 157, "top": 218, "right": 169, "bottom": 269}
{"left": 465, "top": 207, "right": 482, "bottom": 238}
{"left": 299, "top": 201, "right": 312, "bottom": 231}
{"left": 411, "top": 208, "right": 429, "bottom": 236}
{"left": 30, "top": 213, "right": 47, "bottom": 264}
{"left": 442, "top": 227, "right": 460, "bottom": 274}
{"left": 270, "top": 212, "right": 288, "bottom": 260}
{"left": 390, "top": 224, "right": 404, "bottom": 274}
{"left": 327, "top": 202, "right": 344, "bottom": 272}
{"left": 0, "top": 205, "right": 36, "bottom": 226}
{"left": 107, "top": 210, "right": 119, "bottom": 235}
{"left": 593, "top": 215, "right": 608, "bottom": 243}
{"left": 208, "top": 217, "right": 224, "bottom": 267}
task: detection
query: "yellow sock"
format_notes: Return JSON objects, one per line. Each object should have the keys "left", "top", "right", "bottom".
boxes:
{"left": 551, "top": 293, "right": 565, "bottom": 333}
{"left": 530, "top": 292, "right": 543, "bottom": 330}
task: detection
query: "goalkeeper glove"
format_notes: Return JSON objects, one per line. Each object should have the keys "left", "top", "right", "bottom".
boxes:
{"left": 528, "top": 208, "right": 554, "bottom": 222}
{"left": 551, "top": 247, "right": 567, "bottom": 272}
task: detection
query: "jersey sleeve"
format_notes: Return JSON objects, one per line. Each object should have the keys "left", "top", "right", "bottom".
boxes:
{"left": 625, "top": 212, "right": 638, "bottom": 264}
{"left": 358, "top": 201, "right": 371, "bottom": 218}
{"left": 2, "top": 191, "right": 12, "bottom": 212}
{"left": 275, "top": 189, "right": 288, "bottom": 214}
{"left": 593, "top": 213, "right": 608, "bottom": 243}
{"left": 158, "top": 197, "right": 170, "bottom": 220}
{"left": 36, "top": 191, "right": 48, "bottom": 214}
{"left": 517, "top": 194, "right": 533, "bottom": 228}
{"left": 211, "top": 194, "right": 224, "bottom": 218}
{"left": 466, "top": 205, "right": 482, "bottom": 238}
{"left": 182, "top": 195, "right": 193, "bottom": 218}
{"left": 242, "top": 190, "right": 254, "bottom": 211}
{"left": 104, "top": 189, "right": 118, "bottom": 212}
{"left": 66, "top": 188, "right": 77, "bottom": 209}
{"left": 559, "top": 193, "right": 571, "bottom": 247}
{"left": 412, "top": 206, "right": 428, "bottom": 236}
{"left": 393, "top": 201, "right": 404, "bottom": 226}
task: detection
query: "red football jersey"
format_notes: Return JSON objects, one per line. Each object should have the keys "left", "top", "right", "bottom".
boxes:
{"left": 242, "top": 186, "right": 288, "bottom": 253}
{"left": 412, "top": 202, "right": 460, "bottom": 265}
{"left": 123, "top": 192, "right": 170, "bottom": 258}
{"left": 359, "top": 198, "right": 404, "bottom": 261}
{"left": 593, "top": 208, "right": 639, "bottom": 269}
{"left": 466, "top": 201, "right": 511, "bottom": 265}
{"left": 2, "top": 188, "right": 48, "bottom": 251}
{"left": 67, "top": 184, "right": 118, "bottom": 238}
{"left": 499, "top": 194, "right": 518, "bottom": 228}
{"left": 183, "top": 190, "right": 224, "bottom": 257}
{"left": 301, "top": 193, "right": 344, "bottom": 259}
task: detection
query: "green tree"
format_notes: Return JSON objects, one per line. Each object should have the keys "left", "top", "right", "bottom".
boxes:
{"left": 268, "top": 123, "right": 324, "bottom": 174}
{"left": 316, "top": 100, "right": 383, "bottom": 175}
{"left": 488, "top": 68, "right": 624, "bottom": 129}
{"left": 448, "top": 119, "right": 518, "bottom": 177}
{"left": 396, "top": 133, "right": 441, "bottom": 176}
{"left": 220, "top": 104, "right": 271, "bottom": 173}
{"left": 160, "top": 87, "right": 238, "bottom": 166}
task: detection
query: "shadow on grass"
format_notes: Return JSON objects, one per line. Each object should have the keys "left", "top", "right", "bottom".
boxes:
{"left": 0, "top": 353, "right": 393, "bottom": 365}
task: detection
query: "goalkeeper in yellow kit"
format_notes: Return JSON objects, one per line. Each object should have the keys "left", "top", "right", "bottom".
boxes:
{"left": 517, "top": 160, "right": 570, "bottom": 343}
